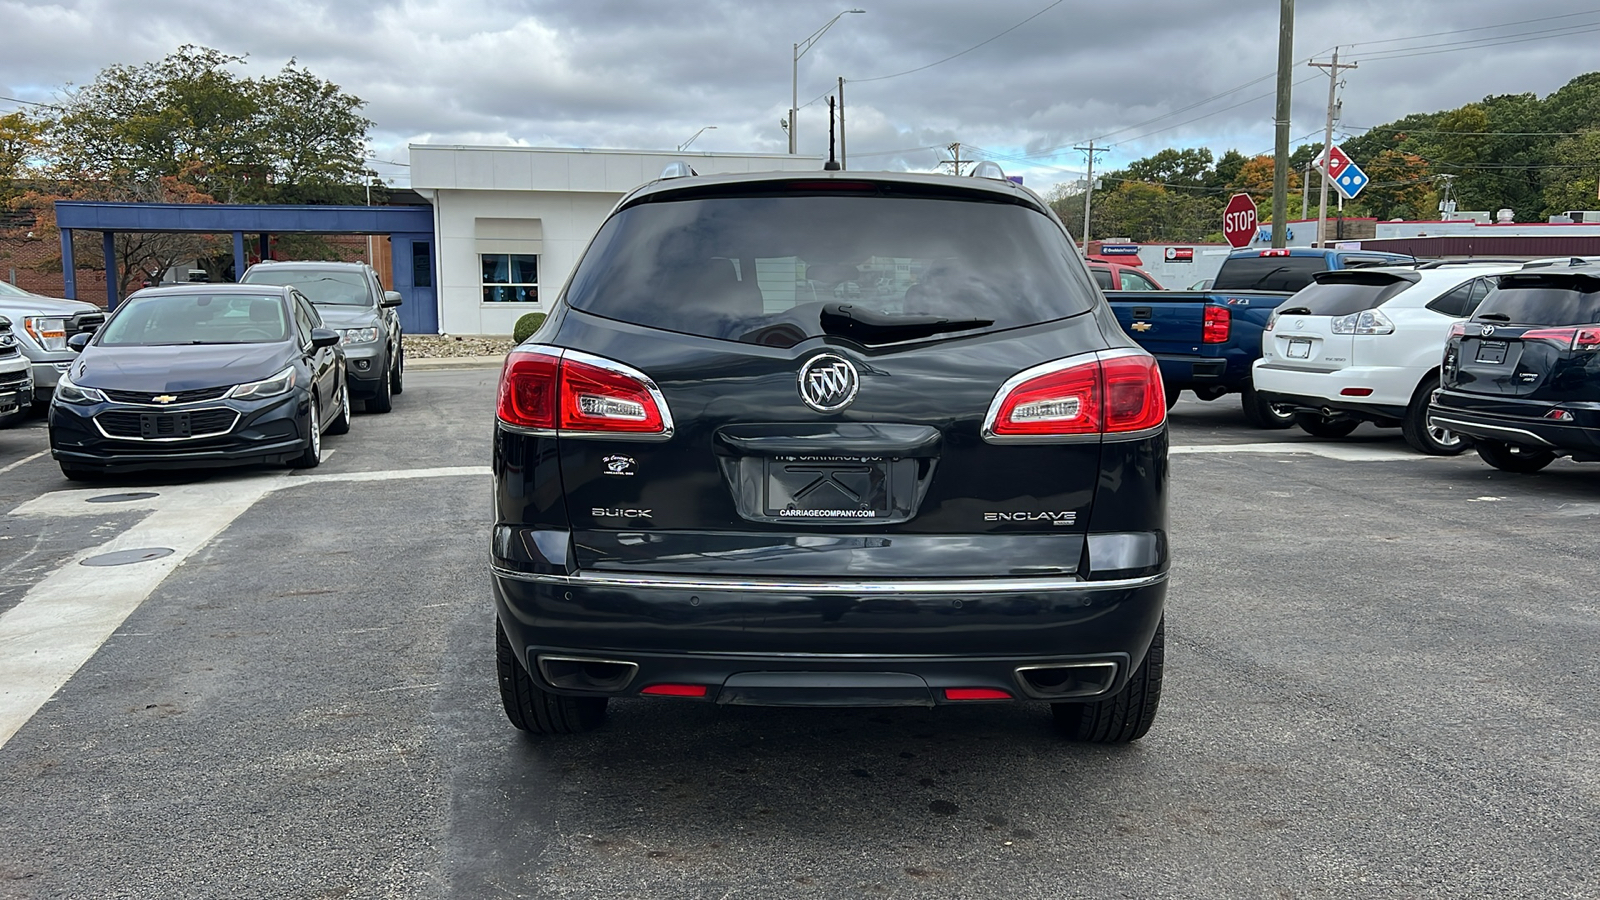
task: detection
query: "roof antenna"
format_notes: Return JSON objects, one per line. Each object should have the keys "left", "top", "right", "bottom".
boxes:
{"left": 823, "top": 96, "right": 841, "bottom": 171}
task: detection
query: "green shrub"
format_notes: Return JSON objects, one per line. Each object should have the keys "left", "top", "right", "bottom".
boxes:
{"left": 513, "top": 312, "right": 548, "bottom": 343}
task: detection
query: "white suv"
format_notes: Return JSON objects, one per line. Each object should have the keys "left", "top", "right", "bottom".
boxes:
{"left": 1252, "top": 261, "right": 1524, "bottom": 454}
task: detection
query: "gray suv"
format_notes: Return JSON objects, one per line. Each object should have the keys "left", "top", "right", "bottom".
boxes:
{"left": 240, "top": 261, "right": 404, "bottom": 412}
{"left": 0, "top": 280, "right": 105, "bottom": 405}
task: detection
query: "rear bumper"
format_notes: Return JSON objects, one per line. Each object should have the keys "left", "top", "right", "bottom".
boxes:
{"left": 1428, "top": 392, "right": 1600, "bottom": 455}
{"left": 1154, "top": 353, "right": 1244, "bottom": 389}
{"left": 1254, "top": 361, "right": 1409, "bottom": 422}
{"left": 492, "top": 568, "right": 1166, "bottom": 706}
{"left": 1254, "top": 360, "right": 1418, "bottom": 410}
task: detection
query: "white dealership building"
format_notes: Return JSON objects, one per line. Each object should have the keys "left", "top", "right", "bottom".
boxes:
{"left": 409, "top": 146, "right": 821, "bottom": 336}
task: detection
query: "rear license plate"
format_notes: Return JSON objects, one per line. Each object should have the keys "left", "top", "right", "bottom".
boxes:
{"left": 764, "top": 456, "right": 891, "bottom": 521}
{"left": 140, "top": 413, "right": 191, "bottom": 439}
{"left": 1475, "top": 341, "right": 1507, "bottom": 364}
{"left": 1286, "top": 338, "right": 1312, "bottom": 359}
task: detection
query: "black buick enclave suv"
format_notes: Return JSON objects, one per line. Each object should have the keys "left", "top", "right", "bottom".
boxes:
{"left": 491, "top": 166, "right": 1169, "bottom": 741}
{"left": 1432, "top": 263, "right": 1600, "bottom": 472}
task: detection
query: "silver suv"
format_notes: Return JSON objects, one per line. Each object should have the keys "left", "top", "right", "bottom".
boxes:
{"left": 240, "top": 261, "right": 404, "bottom": 412}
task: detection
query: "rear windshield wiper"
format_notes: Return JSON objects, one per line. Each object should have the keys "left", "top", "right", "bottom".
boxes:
{"left": 1476, "top": 313, "right": 1511, "bottom": 321}
{"left": 1277, "top": 306, "right": 1311, "bottom": 316}
{"left": 820, "top": 304, "right": 992, "bottom": 345}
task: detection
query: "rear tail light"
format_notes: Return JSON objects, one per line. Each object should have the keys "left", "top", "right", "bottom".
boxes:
{"left": 1449, "top": 322, "right": 1468, "bottom": 338}
{"left": 985, "top": 351, "right": 1165, "bottom": 441}
{"left": 1330, "top": 309, "right": 1394, "bottom": 335}
{"left": 1521, "top": 326, "right": 1600, "bottom": 350}
{"left": 1203, "top": 306, "right": 1231, "bottom": 343}
{"left": 497, "top": 346, "right": 674, "bottom": 438}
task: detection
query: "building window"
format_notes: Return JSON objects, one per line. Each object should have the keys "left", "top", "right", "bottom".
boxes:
{"left": 482, "top": 253, "right": 538, "bottom": 303}
{"left": 412, "top": 242, "right": 433, "bottom": 288}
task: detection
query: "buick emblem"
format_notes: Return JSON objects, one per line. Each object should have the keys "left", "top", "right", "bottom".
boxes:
{"left": 798, "top": 353, "right": 859, "bottom": 412}
{"left": 1480, "top": 324, "right": 1496, "bottom": 336}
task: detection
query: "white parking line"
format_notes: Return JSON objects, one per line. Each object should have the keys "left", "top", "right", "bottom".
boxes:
{"left": 0, "top": 450, "right": 46, "bottom": 477}
{"left": 1171, "top": 442, "right": 1438, "bottom": 462}
{"left": 0, "top": 464, "right": 492, "bottom": 749}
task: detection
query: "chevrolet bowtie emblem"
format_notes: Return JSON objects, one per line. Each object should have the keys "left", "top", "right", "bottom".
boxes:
{"left": 152, "top": 395, "right": 177, "bottom": 404}
{"left": 1131, "top": 321, "right": 1152, "bottom": 332}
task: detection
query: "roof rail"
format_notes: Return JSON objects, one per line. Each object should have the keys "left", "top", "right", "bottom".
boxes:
{"left": 1415, "top": 258, "right": 1527, "bottom": 269}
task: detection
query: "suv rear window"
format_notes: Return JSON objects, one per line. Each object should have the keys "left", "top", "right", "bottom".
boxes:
{"left": 1278, "top": 272, "right": 1417, "bottom": 317}
{"left": 1212, "top": 257, "right": 1329, "bottom": 292}
{"left": 1475, "top": 275, "right": 1600, "bottom": 325}
{"left": 564, "top": 194, "right": 1094, "bottom": 347}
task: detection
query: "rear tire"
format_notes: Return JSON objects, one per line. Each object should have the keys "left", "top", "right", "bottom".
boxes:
{"left": 290, "top": 396, "right": 322, "bottom": 469}
{"left": 1401, "top": 381, "right": 1463, "bottom": 455}
{"left": 1474, "top": 440, "right": 1555, "bottom": 473}
{"left": 1294, "top": 412, "right": 1360, "bottom": 439}
{"left": 1240, "top": 383, "right": 1296, "bottom": 430}
{"left": 327, "top": 375, "right": 351, "bottom": 436}
{"left": 1053, "top": 620, "right": 1164, "bottom": 743}
{"left": 496, "top": 620, "right": 608, "bottom": 734}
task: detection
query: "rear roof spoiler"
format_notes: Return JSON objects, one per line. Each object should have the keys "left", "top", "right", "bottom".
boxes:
{"left": 1311, "top": 269, "right": 1421, "bottom": 286}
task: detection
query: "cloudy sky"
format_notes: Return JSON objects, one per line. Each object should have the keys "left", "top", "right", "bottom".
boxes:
{"left": 4, "top": 1, "right": 1600, "bottom": 194}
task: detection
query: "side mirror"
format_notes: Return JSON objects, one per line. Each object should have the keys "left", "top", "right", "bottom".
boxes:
{"left": 67, "top": 332, "right": 92, "bottom": 352}
{"left": 0, "top": 315, "right": 10, "bottom": 330}
{"left": 310, "top": 328, "right": 341, "bottom": 349}
{"left": 381, "top": 291, "right": 404, "bottom": 308}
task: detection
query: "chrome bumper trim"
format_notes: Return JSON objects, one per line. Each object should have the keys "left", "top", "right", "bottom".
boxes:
{"left": 491, "top": 566, "right": 1167, "bottom": 595}
{"left": 1427, "top": 415, "right": 1555, "bottom": 447}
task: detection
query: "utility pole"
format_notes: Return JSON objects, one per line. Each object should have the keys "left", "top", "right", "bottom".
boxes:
{"left": 839, "top": 77, "right": 847, "bottom": 170}
{"left": 1074, "top": 141, "right": 1107, "bottom": 255}
{"left": 1302, "top": 160, "right": 1312, "bottom": 221}
{"left": 943, "top": 142, "right": 964, "bottom": 176}
{"left": 1270, "top": 0, "right": 1294, "bottom": 248}
{"left": 1309, "top": 48, "right": 1356, "bottom": 247}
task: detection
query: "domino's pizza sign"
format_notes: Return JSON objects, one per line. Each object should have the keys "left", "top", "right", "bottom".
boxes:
{"left": 1320, "top": 143, "right": 1369, "bottom": 200}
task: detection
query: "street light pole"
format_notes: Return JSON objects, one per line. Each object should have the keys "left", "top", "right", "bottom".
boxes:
{"left": 790, "top": 9, "right": 865, "bottom": 154}
{"left": 678, "top": 126, "right": 717, "bottom": 151}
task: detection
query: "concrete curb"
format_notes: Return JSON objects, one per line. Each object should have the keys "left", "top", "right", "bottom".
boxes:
{"left": 406, "top": 355, "right": 505, "bottom": 370}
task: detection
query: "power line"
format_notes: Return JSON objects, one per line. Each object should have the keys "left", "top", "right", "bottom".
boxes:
{"left": 1347, "top": 125, "right": 1595, "bottom": 137}
{"left": 0, "top": 95, "right": 62, "bottom": 111}
{"left": 1345, "top": 9, "right": 1600, "bottom": 48}
{"left": 849, "top": 0, "right": 1068, "bottom": 85}
{"left": 1356, "top": 21, "right": 1600, "bottom": 62}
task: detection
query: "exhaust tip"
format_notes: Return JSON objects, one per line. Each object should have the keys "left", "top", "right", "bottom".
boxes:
{"left": 537, "top": 655, "right": 639, "bottom": 692}
{"left": 1014, "top": 661, "right": 1118, "bottom": 700}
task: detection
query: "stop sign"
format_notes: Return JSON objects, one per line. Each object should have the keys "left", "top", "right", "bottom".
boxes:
{"left": 1223, "top": 193, "right": 1258, "bottom": 249}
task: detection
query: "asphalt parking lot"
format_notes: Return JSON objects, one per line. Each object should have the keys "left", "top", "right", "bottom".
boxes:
{"left": 1, "top": 372, "right": 1596, "bottom": 899}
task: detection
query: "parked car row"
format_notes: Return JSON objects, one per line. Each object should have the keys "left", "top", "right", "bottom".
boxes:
{"left": 0, "top": 261, "right": 403, "bottom": 480}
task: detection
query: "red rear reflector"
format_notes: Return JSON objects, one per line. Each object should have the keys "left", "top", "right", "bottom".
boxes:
{"left": 944, "top": 688, "right": 1012, "bottom": 701}
{"left": 989, "top": 353, "right": 1164, "bottom": 438}
{"left": 1202, "top": 305, "right": 1231, "bottom": 344}
{"left": 640, "top": 684, "right": 708, "bottom": 697}
{"left": 1340, "top": 387, "right": 1374, "bottom": 396}
{"left": 497, "top": 347, "right": 671, "bottom": 435}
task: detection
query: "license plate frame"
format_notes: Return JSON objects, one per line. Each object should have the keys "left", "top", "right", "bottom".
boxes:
{"left": 1285, "top": 338, "right": 1312, "bottom": 360}
{"left": 140, "top": 412, "right": 192, "bottom": 439}
{"left": 763, "top": 456, "right": 892, "bottom": 522}
{"left": 1475, "top": 341, "right": 1507, "bottom": 365}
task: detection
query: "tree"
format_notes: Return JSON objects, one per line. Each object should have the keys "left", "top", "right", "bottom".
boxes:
{"left": 43, "top": 45, "right": 374, "bottom": 205}
{"left": 0, "top": 111, "right": 45, "bottom": 202}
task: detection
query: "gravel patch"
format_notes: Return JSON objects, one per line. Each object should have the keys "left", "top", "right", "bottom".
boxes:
{"left": 402, "top": 334, "right": 516, "bottom": 359}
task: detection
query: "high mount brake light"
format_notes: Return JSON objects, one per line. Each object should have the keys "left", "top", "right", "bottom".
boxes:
{"left": 985, "top": 352, "right": 1165, "bottom": 441}
{"left": 1521, "top": 326, "right": 1600, "bottom": 350}
{"left": 1203, "top": 306, "right": 1231, "bottom": 344}
{"left": 1260, "top": 249, "right": 1291, "bottom": 257}
{"left": 497, "top": 346, "right": 673, "bottom": 437}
